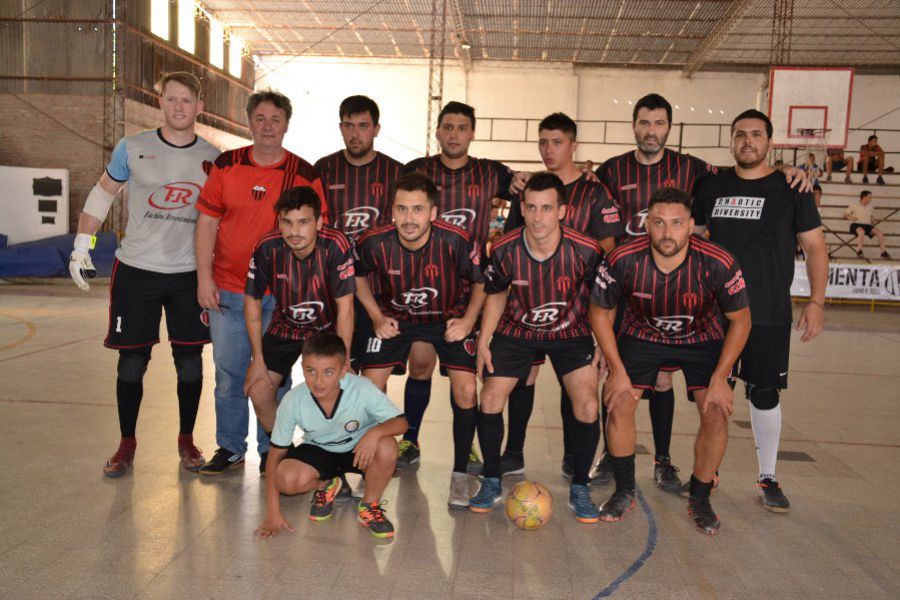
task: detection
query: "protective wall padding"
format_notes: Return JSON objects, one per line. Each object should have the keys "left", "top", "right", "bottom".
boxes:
{"left": 0, "top": 232, "right": 118, "bottom": 278}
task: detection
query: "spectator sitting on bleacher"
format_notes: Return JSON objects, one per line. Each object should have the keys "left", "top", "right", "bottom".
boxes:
{"left": 825, "top": 147, "right": 853, "bottom": 183}
{"left": 801, "top": 152, "right": 822, "bottom": 186}
{"left": 858, "top": 135, "right": 885, "bottom": 185}
{"left": 844, "top": 190, "right": 890, "bottom": 259}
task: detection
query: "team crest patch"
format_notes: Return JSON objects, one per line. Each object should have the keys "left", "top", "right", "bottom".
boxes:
{"left": 464, "top": 338, "right": 476, "bottom": 357}
{"left": 251, "top": 185, "right": 266, "bottom": 201}
{"left": 344, "top": 420, "right": 360, "bottom": 432}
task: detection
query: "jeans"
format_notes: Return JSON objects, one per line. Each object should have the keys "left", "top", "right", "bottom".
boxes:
{"left": 207, "top": 289, "right": 289, "bottom": 457}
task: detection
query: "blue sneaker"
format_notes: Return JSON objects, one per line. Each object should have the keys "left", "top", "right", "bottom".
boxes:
{"left": 568, "top": 483, "right": 599, "bottom": 523}
{"left": 469, "top": 477, "right": 502, "bottom": 513}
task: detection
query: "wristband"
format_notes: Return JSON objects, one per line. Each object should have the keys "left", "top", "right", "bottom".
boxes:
{"left": 74, "top": 233, "right": 94, "bottom": 254}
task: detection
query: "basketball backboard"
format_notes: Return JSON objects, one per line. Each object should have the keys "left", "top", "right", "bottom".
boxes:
{"left": 768, "top": 67, "right": 853, "bottom": 149}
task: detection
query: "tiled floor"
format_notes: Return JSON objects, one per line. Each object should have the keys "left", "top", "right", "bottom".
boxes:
{"left": 0, "top": 283, "right": 898, "bottom": 599}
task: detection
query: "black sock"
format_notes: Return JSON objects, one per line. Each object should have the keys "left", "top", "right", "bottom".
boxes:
{"left": 560, "top": 387, "right": 576, "bottom": 461}
{"left": 689, "top": 474, "right": 714, "bottom": 499}
{"left": 609, "top": 454, "right": 636, "bottom": 493}
{"left": 650, "top": 388, "right": 675, "bottom": 461}
{"left": 176, "top": 380, "right": 202, "bottom": 435}
{"left": 116, "top": 379, "right": 143, "bottom": 438}
{"left": 476, "top": 410, "right": 504, "bottom": 479}
{"left": 600, "top": 392, "right": 610, "bottom": 455}
{"left": 572, "top": 418, "right": 600, "bottom": 486}
{"left": 503, "top": 383, "right": 534, "bottom": 456}
{"left": 451, "top": 404, "right": 477, "bottom": 473}
{"left": 402, "top": 377, "right": 431, "bottom": 445}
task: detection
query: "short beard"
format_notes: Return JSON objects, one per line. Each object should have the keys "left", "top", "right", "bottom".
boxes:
{"left": 651, "top": 237, "right": 687, "bottom": 257}
{"left": 736, "top": 155, "right": 766, "bottom": 170}
{"left": 346, "top": 142, "right": 373, "bottom": 159}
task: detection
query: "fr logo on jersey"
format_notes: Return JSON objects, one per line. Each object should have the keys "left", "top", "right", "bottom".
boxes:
{"left": 440, "top": 208, "right": 476, "bottom": 229}
{"left": 251, "top": 185, "right": 267, "bottom": 201}
{"left": 625, "top": 208, "right": 649, "bottom": 237}
{"left": 650, "top": 315, "right": 694, "bottom": 338}
{"left": 392, "top": 287, "right": 439, "bottom": 310}
{"left": 522, "top": 302, "right": 567, "bottom": 328}
{"left": 342, "top": 207, "right": 379, "bottom": 235}
{"left": 289, "top": 301, "right": 324, "bottom": 324}
{"left": 148, "top": 181, "right": 201, "bottom": 211}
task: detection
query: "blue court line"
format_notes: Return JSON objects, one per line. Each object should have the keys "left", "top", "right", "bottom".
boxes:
{"left": 593, "top": 487, "right": 658, "bottom": 599}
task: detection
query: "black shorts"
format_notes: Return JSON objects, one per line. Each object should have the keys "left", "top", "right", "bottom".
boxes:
{"left": 831, "top": 158, "right": 848, "bottom": 170}
{"left": 350, "top": 297, "right": 372, "bottom": 373}
{"left": 104, "top": 260, "right": 209, "bottom": 350}
{"left": 486, "top": 333, "right": 595, "bottom": 381}
{"left": 359, "top": 320, "right": 476, "bottom": 374}
{"left": 850, "top": 223, "right": 876, "bottom": 238}
{"left": 283, "top": 443, "right": 362, "bottom": 479}
{"left": 732, "top": 323, "right": 790, "bottom": 390}
{"left": 858, "top": 157, "right": 878, "bottom": 171}
{"left": 618, "top": 336, "right": 723, "bottom": 391}
{"left": 613, "top": 297, "right": 679, "bottom": 375}
{"left": 262, "top": 333, "right": 305, "bottom": 381}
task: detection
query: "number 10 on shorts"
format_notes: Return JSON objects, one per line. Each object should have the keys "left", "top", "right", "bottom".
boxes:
{"left": 366, "top": 337, "right": 382, "bottom": 353}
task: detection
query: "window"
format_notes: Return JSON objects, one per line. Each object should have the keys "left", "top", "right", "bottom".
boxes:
{"left": 150, "top": 0, "right": 168, "bottom": 40}
{"left": 178, "top": 0, "right": 195, "bottom": 54}
{"left": 209, "top": 18, "right": 224, "bottom": 68}
{"left": 229, "top": 35, "right": 243, "bottom": 78}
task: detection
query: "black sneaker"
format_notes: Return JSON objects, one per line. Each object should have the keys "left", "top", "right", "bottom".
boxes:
{"left": 881, "top": 251, "right": 892, "bottom": 259}
{"left": 198, "top": 447, "right": 245, "bottom": 476}
{"left": 259, "top": 451, "right": 268, "bottom": 476}
{"left": 309, "top": 477, "right": 342, "bottom": 522}
{"left": 358, "top": 501, "right": 395, "bottom": 538}
{"left": 589, "top": 453, "right": 613, "bottom": 485}
{"left": 757, "top": 478, "right": 790, "bottom": 513}
{"left": 500, "top": 452, "right": 525, "bottom": 476}
{"left": 862, "top": 175, "right": 870, "bottom": 184}
{"left": 876, "top": 175, "right": 885, "bottom": 185}
{"left": 688, "top": 497, "right": 720, "bottom": 535}
{"left": 653, "top": 457, "right": 682, "bottom": 493}
{"left": 561, "top": 455, "right": 574, "bottom": 480}
{"left": 598, "top": 488, "right": 635, "bottom": 522}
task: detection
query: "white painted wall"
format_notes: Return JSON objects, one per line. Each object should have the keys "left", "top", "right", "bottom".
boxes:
{"left": 256, "top": 57, "right": 900, "bottom": 170}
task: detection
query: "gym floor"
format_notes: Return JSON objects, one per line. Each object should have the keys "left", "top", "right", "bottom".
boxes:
{"left": 0, "top": 282, "right": 897, "bottom": 599}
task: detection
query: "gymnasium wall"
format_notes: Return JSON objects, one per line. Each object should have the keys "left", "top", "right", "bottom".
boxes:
{"left": 258, "top": 57, "right": 900, "bottom": 170}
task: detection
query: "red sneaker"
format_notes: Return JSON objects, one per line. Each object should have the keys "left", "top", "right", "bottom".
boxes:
{"left": 177, "top": 434, "right": 205, "bottom": 472}
{"left": 103, "top": 438, "right": 136, "bottom": 478}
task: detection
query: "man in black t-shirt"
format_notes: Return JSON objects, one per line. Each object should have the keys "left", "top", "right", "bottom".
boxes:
{"left": 590, "top": 187, "right": 751, "bottom": 535}
{"left": 693, "top": 109, "right": 828, "bottom": 514}
{"left": 244, "top": 187, "right": 356, "bottom": 462}
{"left": 469, "top": 172, "right": 603, "bottom": 524}
{"left": 354, "top": 172, "right": 485, "bottom": 508}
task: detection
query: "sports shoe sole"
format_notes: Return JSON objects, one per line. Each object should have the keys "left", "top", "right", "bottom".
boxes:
{"left": 599, "top": 498, "right": 635, "bottom": 522}
{"left": 448, "top": 499, "right": 469, "bottom": 510}
{"left": 102, "top": 464, "right": 131, "bottom": 478}
{"left": 468, "top": 499, "right": 499, "bottom": 513}
{"left": 358, "top": 521, "right": 395, "bottom": 539}
{"left": 502, "top": 467, "right": 525, "bottom": 476}
{"left": 568, "top": 502, "right": 600, "bottom": 524}
{"left": 198, "top": 459, "right": 245, "bottom": 476}
{"left": 309, "top": 512, "right": 335, "bottom": 522}
{"left": 761, "top": 502, "right": 790, "bottom": 514}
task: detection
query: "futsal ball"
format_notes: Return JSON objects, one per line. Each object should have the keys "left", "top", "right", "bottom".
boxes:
{"left": 505, "top": 480, "right": 553, "bottom": 530}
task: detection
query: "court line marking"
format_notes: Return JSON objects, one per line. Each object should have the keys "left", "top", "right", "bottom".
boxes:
{"left": 593, "top": 486, "right": 657, "bottom": 599}
{"left": 0, "top": 312, "right": 36, "bottom": 352}
{"left": 0, "top": 335, "right": 95, "bottom": 363}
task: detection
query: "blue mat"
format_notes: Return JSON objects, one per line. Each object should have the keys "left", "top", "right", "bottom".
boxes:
{"left": 0, "top": 233, "right": 118, "bottom": 278}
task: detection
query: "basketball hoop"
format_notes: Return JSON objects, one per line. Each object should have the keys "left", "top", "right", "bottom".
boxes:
{"left": 796, "top": 127, "right": 831, "bottom": 167}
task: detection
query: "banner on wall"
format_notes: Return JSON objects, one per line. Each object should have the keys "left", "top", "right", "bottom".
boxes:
{"left": 791, "top": 261, "right": 900, "bottom": 301}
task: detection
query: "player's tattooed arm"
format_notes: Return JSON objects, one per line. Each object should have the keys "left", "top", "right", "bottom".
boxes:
{"left": 702, "top": 306, "right": 751, "bottom": 418}
{"left": 195, "top": 213, "right": 221, "bottom": 310}
{"left": 446, "top": 283, "right": 486, "bottom": 342}
{"left": 355, "top": 276, "right": 400, "bottom": 339}
{"left": 797, "top": 227, "right": 828, "bottom": 342}
{"left": 256, "top": 446, "right": 294, "bottom": 539}
{"left": 243, "top": 294, "right": 275, "bottom": 395}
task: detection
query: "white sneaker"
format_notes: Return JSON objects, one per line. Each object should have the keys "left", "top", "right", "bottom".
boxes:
{"left": 448, "top": 472, "right": 470, "bottom": 508}
{"left": 352, "top": 477, "right": 365, "bottom": 499}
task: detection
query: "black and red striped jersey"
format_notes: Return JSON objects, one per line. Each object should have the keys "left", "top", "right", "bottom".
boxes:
{"left": 596, "top": 148, "right": 716, "bottom": 241}
{"left": 314, "top": 150, "right": 403, "bottom": 242}
{"left": 404, "top": 155, "right": 513, "bottom": 248}
{"left": 504, "top": 174, "right": 623, "bottom": 240}
{"left": 354, "top": 220, "right": 483, "bottom": 323}
{"left": 246, "top": 227, "right": 356, "bottom": 341}
{"left": 485, "top": 226, "right": 603, "bottom": 341}
{"left": 590, "top": 235, "right": 748, "bottom": 345}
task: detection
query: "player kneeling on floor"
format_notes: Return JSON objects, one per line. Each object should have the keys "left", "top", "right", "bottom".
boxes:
{"left": 255, "top": 334, "right": 408, "bottom": 540}
{"left": 589, "top": 187, "right": 751, "bottom": 535}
